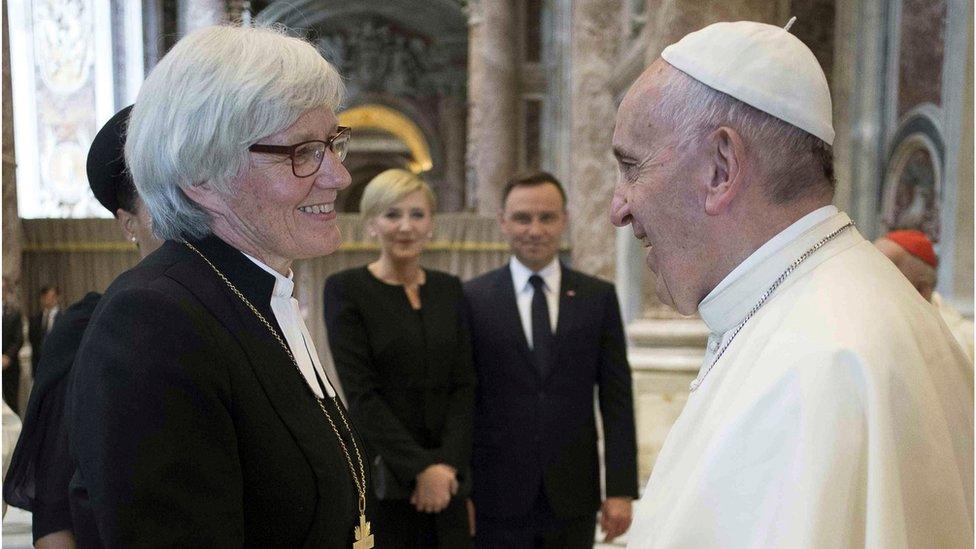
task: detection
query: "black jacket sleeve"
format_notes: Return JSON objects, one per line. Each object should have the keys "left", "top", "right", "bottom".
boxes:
{"left": 323, "top": 276, "right": 436, "bottom": 486}
{"left": 431, "top": 279, "right": 475, "bottom": 477}
{"left": 68, "top": 287, "right": 244, "bottom": 547}
{"left": 597, "top": 287, "right": 639, "bottom": 499}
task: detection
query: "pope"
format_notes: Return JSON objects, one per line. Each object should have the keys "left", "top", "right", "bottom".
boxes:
{"left": 610, "top": 20, "right": 973, "bottom": 547}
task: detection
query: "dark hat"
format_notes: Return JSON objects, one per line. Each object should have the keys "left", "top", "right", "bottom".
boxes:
{"left": 87, "top": 105, "right": 133, "bottom": 215}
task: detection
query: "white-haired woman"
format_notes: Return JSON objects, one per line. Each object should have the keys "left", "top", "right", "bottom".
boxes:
{"left": 323, "top": 170, "right": 474, "bottom": 547}
{"left": 68, "top": 26, "right": 368, "bottom": 547}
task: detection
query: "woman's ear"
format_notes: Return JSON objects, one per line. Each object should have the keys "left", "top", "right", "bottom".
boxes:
{"left": 703, "top": 127, "right": 747, "bottom": 216}
{"left": 182, "top": 181, "right": 226, "bottom": 216}
{"left": 116, "top": 209, "right": 139, "bottom": 243}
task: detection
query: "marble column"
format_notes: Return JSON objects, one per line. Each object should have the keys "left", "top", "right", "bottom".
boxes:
{"left": 2, "top": 0, "right": 22, "bottom": 296}
{"left": 177, "top": 0, "right": 228, "bottom": 37}
{"left": 466, "top": 0, "right": 518, "bottom": 214}
{"left": 438, "top": 93, "right": 467, "bottom": 212}
{"left": 569, "top": 0, "right": 623, "bottom": 283}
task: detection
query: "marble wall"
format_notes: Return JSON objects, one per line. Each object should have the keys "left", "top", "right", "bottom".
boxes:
{"left": 568, "top": 0, "right": 623, "bottom": 282}
{"left": 466, "top": 0, "right": 518, "bottom": 214}
{"left": 2, "top": 0, "right": 21, "bottom": 292}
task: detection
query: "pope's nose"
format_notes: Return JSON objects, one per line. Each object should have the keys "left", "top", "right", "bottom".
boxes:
{"left": 610, "top": 190, "right": 631, "bottom": 228}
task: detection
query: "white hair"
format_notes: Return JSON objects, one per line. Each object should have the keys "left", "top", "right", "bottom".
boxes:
{"left": 654, "top": 64, "right": 834, "bottom": 203}
{"left": 125, "top": 25, "right": 345, "bottom": 240}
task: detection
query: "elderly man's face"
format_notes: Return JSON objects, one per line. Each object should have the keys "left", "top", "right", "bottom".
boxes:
{"left": 221, "top": 105, "right": 351, "bottom": 268}
{"left": 610, "top": 60, "right": 710, "bottom": 315}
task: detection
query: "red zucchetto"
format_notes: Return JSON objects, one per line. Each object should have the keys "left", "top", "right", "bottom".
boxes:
{"left": 884, "top": 230, "right": 938, "bottom": 268}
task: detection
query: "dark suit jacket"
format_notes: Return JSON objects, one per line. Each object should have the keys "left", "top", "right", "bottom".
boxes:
{"left": 67, "top": 236, "right": 363, "bottom": 548}
{"left": 464, "top": 264, "right": 638, "bottom": 519}
{"left": 28, "top": 311, "right": 46, "bottom": 374}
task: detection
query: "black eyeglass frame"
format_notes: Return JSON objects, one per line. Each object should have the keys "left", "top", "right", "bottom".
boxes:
{"left": 248, "top": 125, "right": 352, "bottom": 177}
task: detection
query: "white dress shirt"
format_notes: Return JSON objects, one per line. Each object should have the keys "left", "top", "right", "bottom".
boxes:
{"left": 243, "top": 253, "right": 335, "bottom": 398}
{"left": 509, "top": 256, "right": 560, "bottom": 349}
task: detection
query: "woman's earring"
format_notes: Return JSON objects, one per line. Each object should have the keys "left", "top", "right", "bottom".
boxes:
{"left": 130, "top": 236, "right": 138, "bottom": 243}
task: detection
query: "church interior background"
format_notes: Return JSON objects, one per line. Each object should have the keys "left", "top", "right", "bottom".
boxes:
{"left": 1, "top": 0, "right": 973, "bottom": 543}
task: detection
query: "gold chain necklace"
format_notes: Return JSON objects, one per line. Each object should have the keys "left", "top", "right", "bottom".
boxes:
{"left": 184, "top": 242, "right": 374, "bottom": 549}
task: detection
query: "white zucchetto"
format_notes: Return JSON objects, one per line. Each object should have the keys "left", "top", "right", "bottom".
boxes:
{"left": 661, "top": 20, "right": 834, "bottom": 145}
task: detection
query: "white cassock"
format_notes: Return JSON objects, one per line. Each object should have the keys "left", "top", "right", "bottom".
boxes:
{"left": 628, "top": 207, "right": 974, "bottom": 548}
{"left": 931, "top": 291, "right": 974, "bottom": 364}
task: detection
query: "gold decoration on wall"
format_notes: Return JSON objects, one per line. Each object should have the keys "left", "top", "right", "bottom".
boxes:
{"left": 338, "top": 104, "right": 434, "bottom": 173}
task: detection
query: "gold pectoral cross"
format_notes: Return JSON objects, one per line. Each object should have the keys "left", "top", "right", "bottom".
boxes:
{"left": 353, "top": 513, "right": 374, "bottom": 549}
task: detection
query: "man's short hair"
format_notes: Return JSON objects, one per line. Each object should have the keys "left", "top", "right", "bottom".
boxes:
{"left": 501, "top": 171, "right": 567, "bottom": 209}
{"left": 38, "top": 286, "right": 58, "bottom": 298}
{"left": 126, "top": 25, "right": 345, "bottom": 240}
{"left": 655, "top": 65, "right": 835, "bottom": 203}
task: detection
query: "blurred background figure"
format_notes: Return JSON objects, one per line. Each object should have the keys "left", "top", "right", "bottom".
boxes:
{"left": 4, "top": 104, "right": 163, "bottom": 548}
{"left": 875, "top": 230, "right": 974, "bottom": 362}
{"left": 324, "top": 169, "right": 475, "bottom": 548}
{"left": 2, "top": 277, "right": 24, "bottom": 416}
{"left": 28, "top": 286, "right": 59, "bottom": 376}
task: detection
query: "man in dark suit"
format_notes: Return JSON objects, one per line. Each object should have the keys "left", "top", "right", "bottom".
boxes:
{"left": 28, "top": 285, "right": 60, "bottom": 375}
{"left": 464, "top": 172, "right": 638, "bottom": 548}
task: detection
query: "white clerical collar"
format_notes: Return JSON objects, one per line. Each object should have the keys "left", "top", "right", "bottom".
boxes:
{"left": 698, "top": 206, "right": 842, "bottom": 334}
{"left": 241, "top": 252, "right": 335, "bottom": 398}
{"left": 510, "top": 256, "right": 561, "bottom": 293}
{"left": 241, "top": 252, "right": 294, "bottom": 297}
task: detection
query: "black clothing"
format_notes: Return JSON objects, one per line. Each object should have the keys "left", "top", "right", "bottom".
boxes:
{"left": 464, "top": 264, "right": 638, "bottom": 543}
{"left": 68, "top": 236, "right": 363, "bottom": 547}
{"left": 373, "top": 497, "right": 470, "bottom": 549}
{"left": 29, "top": 309, "right": 57, "bottom": 376}
{"left": 4, "top": 292, "right": 100, "bottom": 542}
{"left": 475, "top": 490, "right": 597, "bottom": 549}
{"left": 324, "top": 267, "right": 475, "bottom": 547}
{"left": 2, "top": 305, "right": 23, "bottom": 413}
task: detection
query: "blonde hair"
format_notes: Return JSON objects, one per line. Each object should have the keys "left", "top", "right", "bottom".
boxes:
{"left": 360, "top": 169, "right": 437, "bottom": 219}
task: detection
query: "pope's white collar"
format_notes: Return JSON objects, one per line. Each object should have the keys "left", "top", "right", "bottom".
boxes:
{"left": 698, "top": 206, "right": 845, "bottom": 334}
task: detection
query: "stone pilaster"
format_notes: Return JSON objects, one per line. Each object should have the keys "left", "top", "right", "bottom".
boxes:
{"left": 568, "top": 0, "right": 623, "bottom": 283}
{"left": 2, "top": 0, "right": 22, "bottom": 299}
{"left": 466, "top": 0, "right": 518, "bottom": 214}
{"left": 177, "top": 0, "right": 228, "bottom": 36}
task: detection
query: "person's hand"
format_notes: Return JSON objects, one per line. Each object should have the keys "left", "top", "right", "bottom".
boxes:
{"left": 466, "top": 498, "right": 476, "bottom": 537}
{"left": 2, "top": 354, "right": 9, "bottom": 369}
{"left": 600, "top": 496, "right": 633, "bottom": 542}
{"left": 410, "top": 463, "right": 457, "bottom": 513}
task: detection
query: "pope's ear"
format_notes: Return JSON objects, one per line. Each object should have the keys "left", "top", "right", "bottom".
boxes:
{"left": 703, "top": 126, "right": 746, "bottom": 216}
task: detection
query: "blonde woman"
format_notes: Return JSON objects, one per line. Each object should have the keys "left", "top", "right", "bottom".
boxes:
{"left": 324, "top": 169, "right": 474, "bottom": 547}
